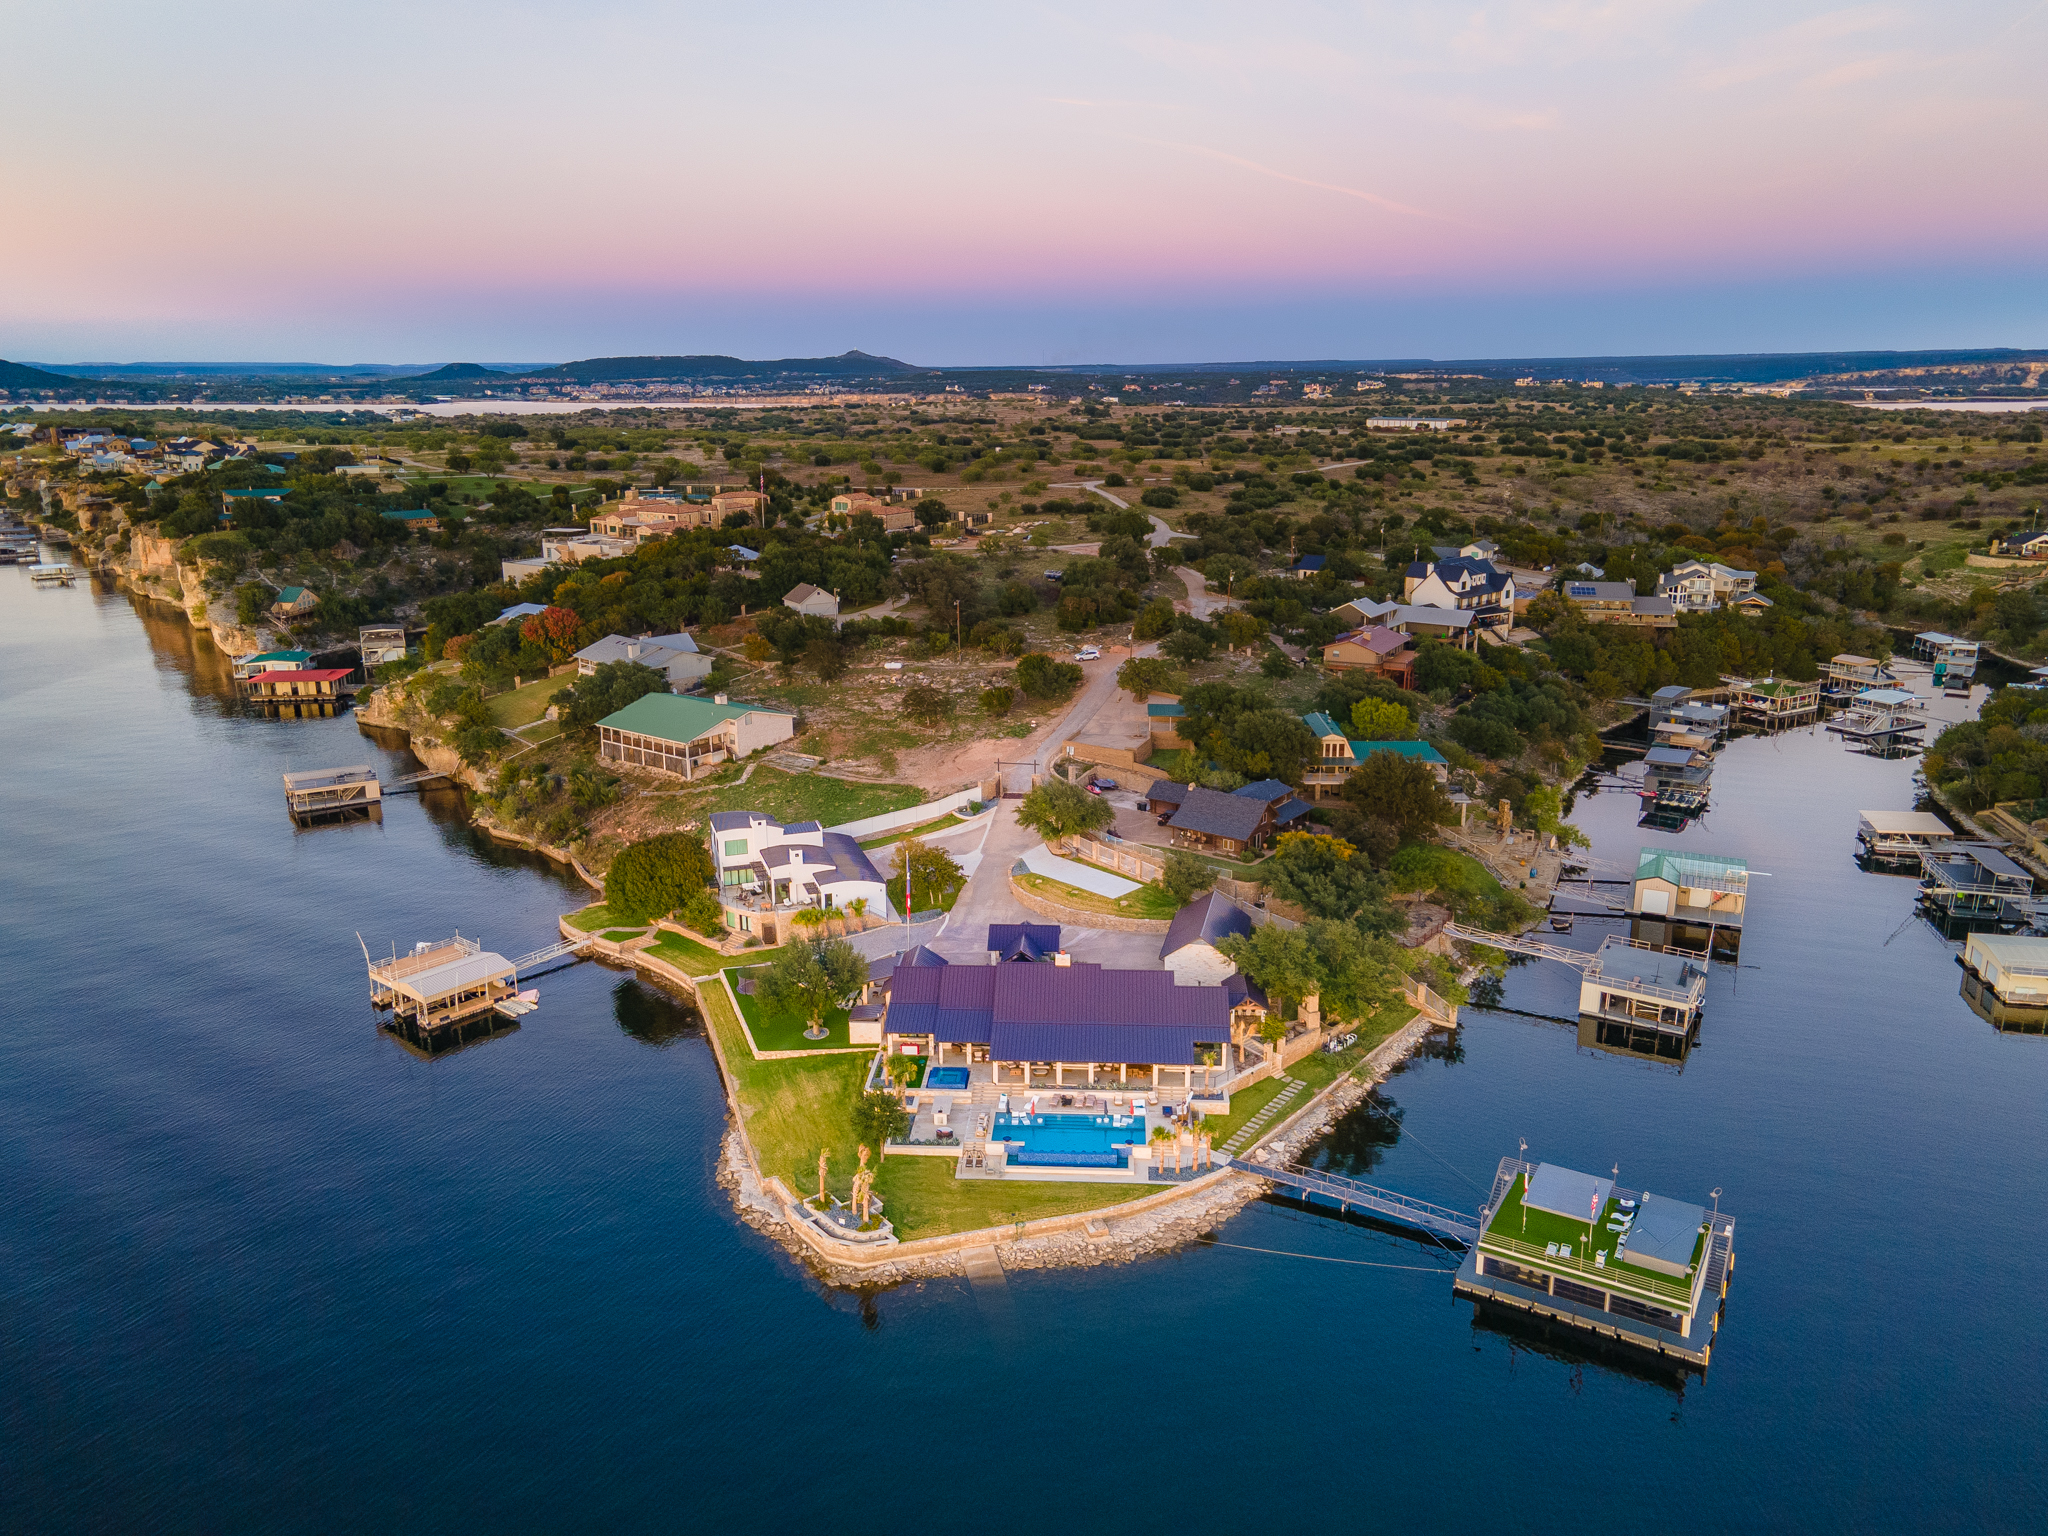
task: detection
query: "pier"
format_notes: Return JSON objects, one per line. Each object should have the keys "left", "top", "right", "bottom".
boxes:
{"left": 1856, "top": 810, "right": 1956, "bottom": 866}
{"left": 29, "top": 562, "right": 77, "bottom": 586}
{"left": 1445, "top": 924, "right": 1708, "bottom": 1061}
{"left": 364, "top": 932, "right": 588, "bottom": 1054}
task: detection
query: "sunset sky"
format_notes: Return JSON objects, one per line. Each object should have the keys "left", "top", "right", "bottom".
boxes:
{"left": 5, "top": 1, "right": 2044, "bottom": 365}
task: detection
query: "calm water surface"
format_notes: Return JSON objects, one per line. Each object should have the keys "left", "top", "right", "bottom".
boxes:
{"left": 5, "top": 568, "right": 2046, "bottom": 1532}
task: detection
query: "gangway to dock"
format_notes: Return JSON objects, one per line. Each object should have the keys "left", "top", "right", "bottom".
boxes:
{"left": 510, "top": 938, "right": 587, "bottom": 976}
{"left": 385, "top": 767, "right": 456, "bottom": 792}
{"left": 1229, "top": 1158, "right": 1479, "bottom": 1244}
{"left": 1442, "top": 923, "right": 1601, "bottom": 970}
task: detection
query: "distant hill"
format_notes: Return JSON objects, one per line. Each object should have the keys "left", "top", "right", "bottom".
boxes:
{"left": 411, "top": 362, "right": 507, "bottom": 381}
{"left": 0, "top": 358, "right": 81, "bottom": 390}
{"left": 519, "top": 350, "right": 918, "bottom": 384}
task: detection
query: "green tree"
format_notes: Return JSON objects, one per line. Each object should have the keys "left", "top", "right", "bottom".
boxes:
{"left": 1162, "top": 628, "right": 1213, "bottom": 663}
{"left": 1349, "top": 697, "right": 1416, "bottom": 740}
{"left": 979, "top": 684, "right": 1014, "bottom": 716}
{"left": 551, "top": 660, "right": 669, "bottom": 734}
{"left": 1015, "top": 778, "right": 1114, "bottom": 840}
{"left": 1132, "top": 597, "right": 1177, "bottom": 640}
{"left": 1160, "top": 850, "right": 1219, "bottom": 906}
{"left": 852, "top": 1089, "right": 910, "bottom": 1159}
{"left": 901, "top": 682, "right": 953, "bottom": 724}
{"left": 1218, "top": 611, "right": 1267, "bottom": 652}
{"left": 1263, "top": 832, "right": 1387, "bottom": 922}
{"left": 891, "top": 836, "right": 966, "bottom": 911}
{"left": 1116, "top": 655, "right": 1184, "bottom": 701}
{"left": 677, "top": 887, "right": 724, "bottom": 935}
{"left": 1522, "top": 784, "right": 1591, "bottom": 850}
{"left": 758, "top": 938, "right": 868, "bottom": 1039}
{"left": 1015, "top": 652, "right": 1083, "bottom": 700}
{"left": 1216, "top": 923, "right": 1320, "bottom": 1014}
{"left": 1306, "top": 918, "right": 1399, "bottom": 1024}
{"left": 605, "top": 831, "right": 716, "bottom": 923}
{"left": 1340, "top": 752, "right": 1453, "bottom": 840}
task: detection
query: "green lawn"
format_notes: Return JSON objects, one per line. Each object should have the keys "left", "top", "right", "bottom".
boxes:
{"left": 1013, "top": 871, "right": 1180, "bottom": 921}
{"left": 565, "top": 903, "right": 625, "bottom": 932}
{"left": 601, "top": 928, "right": 646, "bottom": 943}
{"left": 641, "top": 929, "right": 734, "bottom": 975}
{"left": 858, "top": 811, "right": 967, "bottom": 850}
{"left": 697, "top": 981, "right": 871, "bottom": 1198}
{"left": 873, "top": 1157, "right": 1162, "bottom": 1241}
{"left": 486, "top": 672, "right": 572, "bottom": 729}
{"left": 694, "top": 768, "right": 923, "bottom": 829}
{"left": 401, "top": 475, "right": 590, "bottom": 501}
{"left": 1203, "top": 995, "right": 1418, "bottom": 1146}
{"left": 730, "top": 966, "right": 855, "bottom": 1050}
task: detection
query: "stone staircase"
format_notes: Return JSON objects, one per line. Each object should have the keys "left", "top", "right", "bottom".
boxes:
{"left": 1220, "top": 1075, "right": 1307, "bottom": 1155}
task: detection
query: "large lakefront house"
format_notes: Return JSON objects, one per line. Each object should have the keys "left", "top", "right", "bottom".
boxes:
{"left": 878, "top": 959, "right": 1240, "bottom": 1097}
{"left": 1402, "top": 555, "right": 1516, "bottom": 637}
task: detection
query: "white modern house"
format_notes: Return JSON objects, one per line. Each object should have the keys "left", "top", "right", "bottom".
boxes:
{"left": 708, "top": 812, "right": 889, "bottom": 915}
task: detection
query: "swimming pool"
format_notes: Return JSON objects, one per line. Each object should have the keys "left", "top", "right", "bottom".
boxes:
{"left": 924, "top": 1066, "right": 970, "bottom": 1090}
{"left": 992, "top": 1111, "right": 1148, "bottom": 1167}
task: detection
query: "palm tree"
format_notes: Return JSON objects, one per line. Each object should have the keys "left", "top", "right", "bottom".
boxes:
{"left": 1149, "top": 1122, "right": 1174, "bottom": 1175}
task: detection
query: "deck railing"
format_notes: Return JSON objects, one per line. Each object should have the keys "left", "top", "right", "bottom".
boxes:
{"left": 1477, "top": 1227, "right": 1698, "bottom": 1310}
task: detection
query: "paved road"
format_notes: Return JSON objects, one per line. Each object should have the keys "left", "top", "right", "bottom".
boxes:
{"left": 1048, "top": 479, "right": 1130, "bottom": 510}
{"left": 1173, "top": 565, "right": 1228, "bottom": 619}
{"left": 1145, "top": 513, "right": 1194, "bottom": 550}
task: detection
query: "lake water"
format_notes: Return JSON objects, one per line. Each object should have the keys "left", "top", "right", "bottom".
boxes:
{"left": 6, "top": 568, "right": 2047, "bottom": 1532}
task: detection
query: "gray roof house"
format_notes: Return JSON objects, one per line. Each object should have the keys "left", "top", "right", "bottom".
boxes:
{"left": 1160, "top": 892, "right": 1253, "bottom": 985}
{"left": 574, "top": 633, "right": 714, "bottom": 688}
{"left": 782, "top": 582, "right": 841, "bottom": 620}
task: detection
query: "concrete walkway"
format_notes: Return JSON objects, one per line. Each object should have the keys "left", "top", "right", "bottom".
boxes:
{"left": 1146, "top": 513, "right": 1194, "bottom": 549}
{"left": 1020, "top": 846, "right": 1141, "bottom": 898}
{"left": 1174, "top": 566, "right": 1228, "bottom": 619}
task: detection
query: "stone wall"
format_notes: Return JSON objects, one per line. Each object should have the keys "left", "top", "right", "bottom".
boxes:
{"left": 1008, "top": 872, "right": 1171, "bottom": 933}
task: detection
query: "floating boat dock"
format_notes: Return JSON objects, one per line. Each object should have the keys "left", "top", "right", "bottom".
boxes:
{"left": 1628, "top": 846, "right": 1746, "bottom": 956}
{"left": 1957, "top": 932, "right": 2048, "bottom": 1035}
{"left": 1857, "top": 809, "right": 1956, "bottom": 866}
{"left": 29, "top": 562, "right": 77, "bottom": 586}
{"left": 283, "top": 764, "right": 382, "bottom": 823}
{"left": 1453, "top": 1157, "right": 1735, "bottom": 1371}
{"left": 1827, "top": 688, "right": 1929, "bottom": 743}
{"left": 1918, "top": 841, "right": 2037, "bottom": 931}
{"left": 364, "top": 934, "right": 586, "bottom": 1054}
{"left": 1443, "top": 925, "right": 1711, "bottom": 1062}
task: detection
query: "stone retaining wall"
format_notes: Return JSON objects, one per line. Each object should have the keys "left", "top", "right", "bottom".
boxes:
{"left": 1008, "top": 873, "right": 1171, "bottom": 933}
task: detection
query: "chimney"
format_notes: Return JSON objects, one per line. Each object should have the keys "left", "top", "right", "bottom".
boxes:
{"left": 1054, "top": 950, "right": 1071, "bottom": 967}
{"left": 714, "top": 693, "right": 729, "bottom": 705}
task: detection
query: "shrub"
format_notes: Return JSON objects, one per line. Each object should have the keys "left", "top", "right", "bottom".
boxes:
{"left": 901, "top": 683, "right": 954, "bottom": 724}
{"left": 677, "top": 888, "right": 724, "bottom": 936}
{"left": 1160, "top": 851, "right": 1218, "bottom": 906}
{"left": 1140, "top": 486, "right": 1180, "bottom": 508}
{"left": 979, "top": 685, "right": 1015, "bottom": 716}
{"left": 1015, "top": 778, "right": 1113, "bottom": 840}
{"left": 453, "top": 723, "right": 501, "bottom": 765}
{"left": 606, "top": 832, "right": 716, "bottom": 923}
{"left": 1015, "top": 652, "right": 1083, "bottom": 700}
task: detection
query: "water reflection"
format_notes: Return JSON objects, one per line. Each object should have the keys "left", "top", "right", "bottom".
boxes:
{"left": 613, "top": 977, "right": 701, "bottom": 1048}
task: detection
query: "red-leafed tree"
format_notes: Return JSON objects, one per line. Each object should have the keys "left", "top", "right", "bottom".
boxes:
{"left": 522, "top": 605, "right": 582, "bottom": 663}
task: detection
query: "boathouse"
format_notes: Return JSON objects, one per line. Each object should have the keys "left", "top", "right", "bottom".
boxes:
{"left": 1913, "top": 631, "right": 1980, "bottom": 683}
{"left": 1918, "top": 842, "right": 2034, "bottom": 929}
{"left": 1577, "top": 935, "right": 1708, "bottom": 1056}
{"left": 367, "top": 937, "right": 518, "bottom": 1051}
{"left": 1959, "top": 933, "right": 2048, "bottom": 1034}
{"left": 1856, "top": 810, "right": 1956, "bottom": 864}
{"left": 1455, "top": 1156, "right": 1735, "bottom": 1370}
{"left": 233, "top": 648, "right": 311, "bottom": 681}
{"left": 1629, "top": 847, "right": 1746, "bottom": 952}
{"left": 282, "top": 764, "right": 381, "bottom": 822}
{"left": 1734, "top": 677, "right": 1822, "bottom": 727}
{"left": 1826, "top": 688, "right": 1927, "bottom": 742}
{"left": 245, "top": 667, "right": 352, "bottom": 703}
{"left": 1822, "top": 653, "right": 1892, "bottom": 698}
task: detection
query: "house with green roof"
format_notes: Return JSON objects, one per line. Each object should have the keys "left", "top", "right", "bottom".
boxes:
{"left": 380, "top": 508, "right": 440, "bottom": 531}
{"left": 596, "top": 691, "right": 797, "bottom": 780}
{"left": 1302, "top": 711, "right": 1448, "bottom": 799}
{"left": 269, "top": 586, "right": 316, "bottom": 618}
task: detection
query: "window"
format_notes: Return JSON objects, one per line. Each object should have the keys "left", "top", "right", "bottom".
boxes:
{"left": 1607, "top": 1294, "right": 1685, "bottom": 1331}
{"left": 1551, "top": 1277, "right": 1608, "bottom": 1308}
{"left": 723, "top": 839, "right": 747, "bottom": 857}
